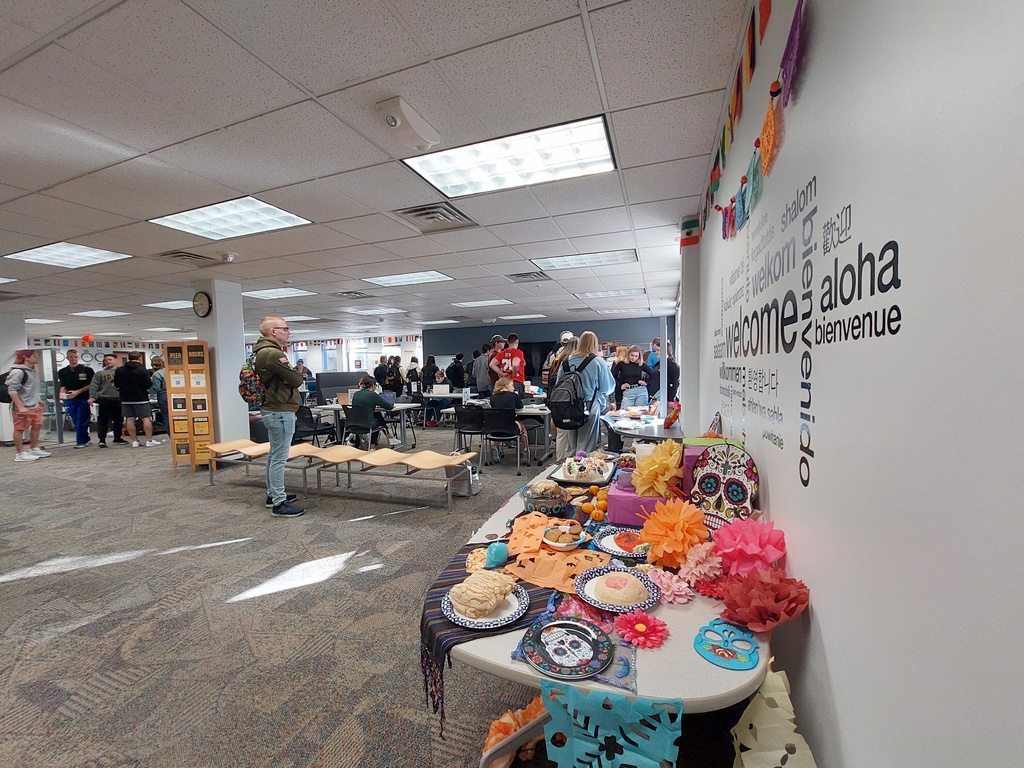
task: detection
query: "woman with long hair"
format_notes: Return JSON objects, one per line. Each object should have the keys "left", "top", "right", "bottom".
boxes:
{"left": 554, "top": 331, "right": 615, "bottom": 459}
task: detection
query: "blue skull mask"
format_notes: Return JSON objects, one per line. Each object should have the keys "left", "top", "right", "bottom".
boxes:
{"left": 694, "top": 619, "right": 759, "bottom": 670}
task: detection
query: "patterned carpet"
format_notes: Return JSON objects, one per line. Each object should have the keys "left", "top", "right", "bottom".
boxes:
{"left": 0, "top": 424, "right": 538, "bottom": 767}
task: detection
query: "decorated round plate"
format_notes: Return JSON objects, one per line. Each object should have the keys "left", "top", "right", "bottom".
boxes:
{"left": 521, "top": 618, "right": 614, "bottom": 680}
{"left": 574, "top": 566, "right": 660, "bottom": 614}
{"left": 593, "top": 525, "right": 648, "bottom": 562}
{"left": 441, "top": 584, "right": 530, "bottom": 630}
{"left": 542, "top": 527, "right": 590, "bottom": 552}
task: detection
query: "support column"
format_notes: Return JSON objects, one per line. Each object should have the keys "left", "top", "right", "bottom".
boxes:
{"left": 678, "top": 245, "right": 701, "bottom": 436}
{"left": 192, "top": 279, "right": 249, "bottom": 442}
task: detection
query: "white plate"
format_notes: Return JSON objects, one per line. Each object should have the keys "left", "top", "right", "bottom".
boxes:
{"left": 593, "top": 526, "right": 647, "bottom": 561}
{"left": 550, "top": 461, "right": 615, "bottom": 487}
{"left": 574, "top": 566, "right": 660, "bottom": 614}
{"left": 442, "top": 584, "right": 530, "bottom": 629}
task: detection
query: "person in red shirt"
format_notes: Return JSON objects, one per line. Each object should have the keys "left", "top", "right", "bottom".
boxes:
{"left": 490, "top": 332, "right": 526, "bottom": 396}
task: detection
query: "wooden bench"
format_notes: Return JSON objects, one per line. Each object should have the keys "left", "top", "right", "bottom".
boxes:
{"left": 315, "top": 446, "right": 478, "bottom": 513}
{"left": 206, "top": 440, "right": 325, "bottom": 496}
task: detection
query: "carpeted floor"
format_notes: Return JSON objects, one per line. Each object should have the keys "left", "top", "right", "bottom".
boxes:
{"left": 0, "top": 423, "right": 539, "bottom": 767}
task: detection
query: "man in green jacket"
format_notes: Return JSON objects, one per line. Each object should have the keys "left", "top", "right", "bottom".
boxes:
{"left": 253, "top": 316, "right": 305, "bottom": 517}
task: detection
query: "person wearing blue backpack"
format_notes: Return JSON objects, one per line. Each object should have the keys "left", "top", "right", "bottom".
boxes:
{"left": 552, "top": 331, "right": 615, "bottom": 459}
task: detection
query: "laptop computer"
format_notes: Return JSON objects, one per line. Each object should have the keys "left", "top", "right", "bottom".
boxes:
{"left": 430, "top": 384, "right": 450, "bottom": 396}
{"left": 380, "top": 391, "right": 397, "bottom": 406}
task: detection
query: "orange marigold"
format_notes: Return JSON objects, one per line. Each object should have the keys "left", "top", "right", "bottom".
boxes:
{"left": 639, "top": 498, "right": 710, "bottom": 569}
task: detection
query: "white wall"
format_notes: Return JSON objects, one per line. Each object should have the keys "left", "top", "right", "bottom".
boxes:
{"left": 697, "top": 1, "right": 1024, "bottom": 765}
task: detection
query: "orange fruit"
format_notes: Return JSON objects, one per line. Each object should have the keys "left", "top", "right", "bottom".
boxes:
{"left": 581, "top": 502, "right": 595, "bottom": 514}
{"left": 589, "top": 485, "right": 601, "bottom": 496}
{"left": 590, "top": 509, "right": 606, "bottom": 522}
{"left": 595, "top": 499, "right": 608, "bottom": 511}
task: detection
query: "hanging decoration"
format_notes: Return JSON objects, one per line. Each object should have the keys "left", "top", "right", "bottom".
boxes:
{"left": 760, "top": 80, "right": 783, "bottom": 177}
{"left": 744, "top": 11, "right": 757, "bottom": 86}
{"left": 746, "top": 143, "right": 764, "bottom": 213}
{"left": 735, "top": 178, "right": 748, "bottom": 230}
{"left": 758, "top": 0, "right": 773, "bottom": 42}
{"left": 781, "top": 0, "right": 805, "bottom": 107}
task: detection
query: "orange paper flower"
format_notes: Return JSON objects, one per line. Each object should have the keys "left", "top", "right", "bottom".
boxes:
{"left": 639, "top": 498, "right": 710, "bottom": 569}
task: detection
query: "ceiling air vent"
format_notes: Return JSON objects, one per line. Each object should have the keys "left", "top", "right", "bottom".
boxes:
{"left": 506, "top": 271, "right": 551, "bottom": 284}
{"left": 159, "top": 250, "right": 220, "bottom": 267}
{"left": 393, "top": 202, "right": 477, "bottom": 234}
{"left": 333, "top": 291, "right": 374, "bottom": 299}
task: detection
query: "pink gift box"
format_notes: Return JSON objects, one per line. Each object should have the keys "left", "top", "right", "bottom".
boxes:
{"left": 606, "top": 482, "right": 666, "bottom": 527}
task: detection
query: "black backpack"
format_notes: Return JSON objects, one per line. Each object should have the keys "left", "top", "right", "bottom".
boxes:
{"left": 0, "top": 368, "right": 26, "bottom": 404}
{"left": 548, "top": 355, "right": 596, "bottom": 430}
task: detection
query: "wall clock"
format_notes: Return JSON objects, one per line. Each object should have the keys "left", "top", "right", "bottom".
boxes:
{"left": 192, "top": 291, "right": 212, "bottom": 318}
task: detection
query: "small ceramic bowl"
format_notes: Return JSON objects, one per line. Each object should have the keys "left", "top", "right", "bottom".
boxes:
{"left": 520, "top": 486, "right": 569, "bottom": 517}
{"left": 542, "top": 526, "right": 589, "bottom": 552}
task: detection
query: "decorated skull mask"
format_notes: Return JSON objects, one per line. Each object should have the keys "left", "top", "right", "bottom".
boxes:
{"left": 690, "top": 443, "right": 759, "bottom": 530}
{"left": 540, "top": 626, "right": 594, "bottom": 667}
{"left": 694, "top": 618, "right": 759, "bottom": 670}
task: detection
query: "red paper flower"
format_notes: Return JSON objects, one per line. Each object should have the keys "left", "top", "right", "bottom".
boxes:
{"left": 692, "top": 576, "right": 731, "bottom": 600}
{"left": 713, "top": 518, "right": 787, "bottom": 577}
{"left": 719, "top": 569, "right": 809, "bottom": 632}
{"left": 614, "top": 609, "right": 669, "bottom": 649}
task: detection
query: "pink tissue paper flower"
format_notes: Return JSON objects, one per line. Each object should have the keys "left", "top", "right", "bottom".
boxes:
{"left": 713, "top": 518, "right": 787, "bottom": 577}
{"left": 646, "top": 567, "right": 694, "bottom": 604}
{"left": 678, "top": 541, "right": 723, "bottom": 585}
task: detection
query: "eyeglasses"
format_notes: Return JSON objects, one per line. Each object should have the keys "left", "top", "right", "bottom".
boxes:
{"left": 272, "top": 326, "right": 290, "bottom": 332}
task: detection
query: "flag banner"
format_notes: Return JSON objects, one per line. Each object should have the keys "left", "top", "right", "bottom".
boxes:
{"left": 745, "top": 11, "right": 757, "bottom": 86}
{"left": 781, "top": 0, "right": 805, "bottom": 107}
{"left": 758, "top": 0, "right": 772, "bottom": 42}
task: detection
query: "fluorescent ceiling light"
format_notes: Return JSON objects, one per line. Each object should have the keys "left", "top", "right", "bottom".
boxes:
{"left": 97, "top": 333, "right": 127, "bottom": 336}
{"left": 499, "top": 314, "right": 547, "bottom": 320}
{"left": 283, "top": 315, "right": 320, "bottom": 322}
{"left": 347, "top": 307, "right": 404, "bottom": 315}
{"left": 149, "top": 196, "right": 309, "bottom": 240}
{"left": 142, "top": 327, "right": 180, "bottom": 332}
{"left": 532, "top": 250, "right": 637, "bottom": 271}
{"left": 70, "top": 310, "right": 131, "bottom": 317}
{"left": 4, "top": 243, "right": 132, "bottom": 269}
{"left": 574, "top": 288, "right": 647, "bottom": 299}
{"left": 599, "top": 309, "right": 632, "bottom": 314}
{"left": 0, "top": 277, "right": 16, "bottom": 283}
{"left": 405, "top": 116, "right": 614, "bottom": 197}
{"left": 25, "top": 318, "right": 63, "bottom": 324}
{"left": 143, "top": 300, "right": 193, "bottom": 310}
{"left": 363, "top": 270, "right": 452, "bottom": 287}
{"left": 451, "top": 299, "right": 513, "bottom": 308}
{"left": 241, "top": 288, "right": 316, "bottom": 299}
{"left": 420, "top": 319, "right": 460, "bottom": 325}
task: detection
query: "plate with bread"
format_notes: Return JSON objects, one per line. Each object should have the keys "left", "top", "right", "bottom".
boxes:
{"left": 442, "top": 570, "right": 530, "bottom": 629}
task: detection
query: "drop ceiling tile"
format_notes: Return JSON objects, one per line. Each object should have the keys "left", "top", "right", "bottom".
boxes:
{"left": 4, "top": 195, "right": 132, "bottom": 232}
{"left": 323, "top": 214, "right": 419, "bottom": 243}
{"left": 0, "top": 45, "right": 211, "bottom": 152}
{"left": 454, "top": 189, "right": 549, "bottom": 225}
{"left": 90, "top": 156, "right": 243, "bottom": 212}
{"left": 376, "top": 237, "right": 450, "bottom": 259}
{"left": 260, "top": 176, "right": 375, "bottom": 224}
{"left": 532, "top": 173, "right": 625, "bottom": 216}
{"left": 465, "top": 276, "right": 512, "bottom": 288}
{"left": 591, "top": 262, "right": 644, "bottom": 277}
{"left": 406, "top": 252, "right": 474, "bottom": 270}
{"left": 489, "top": 218, "right": 564, "bottom": 245}
{"left": 611, "top": 92, "right": 724, "bottom": 168}
{"left": 0, "top": 97, "right": 140, "bottom": 191}
{"left": 568, "top": 231, "right": 636, "bottom": 253}
{"left": 319, "top": 64, "right": 488, "bottom": 158}
{"left": 437, "top": 18, "right": 602, "bottom": 135}
{"left": 552, "top": 207, "right": 631, "bottom": 238}
{"left": 629, "top": 198, "right": 700, "bottom": 229}
{"left": 329, "top": 244, "right": 410, "bottom": 267}
{"left": 590, "top": 0, "right": 747, "bottom": 110}
{"left": 622, "top": 157, "right": 709, "bottom": 205}
{"left": 456, "top": 246, "right": 525, "bottom": 266}
{"left": 635, "top": 224, "right": 681, "bottom": 249}
{"left": 512, "top": 240, "right": 576, "bottom": 259}
{"left": 46, "top": 176, "right": 182, "bottom": 221}
{"left": 328, "top": 164, "right": 445, "bottom": 212}
{"left": 0, "top": 183, "right": 27, "bottom": 205}
{"left": 150, "top": 131, "right": 312, "bottom": 193}
{"left": 426, "top": 228, "right": 504, "bottom": 252}
{"left": 227, "top": 101, "right": 390, "bottom": 177}
{"left": 439, "top": 265, "right": 492, "bottom": 279}
{"left": 59, "top": 0, "right": 304, "bottom": 127}
{"left": 96, "top": 222, "right": 211, "bottom": 252}
{"left": 282, "top": 248, "right": 359, "bottom": 271}
{"left": 0, "top": 14, "right": 40, "bottom": 63}
{"left": 189, "top": 0, "right": 424, "bottom": 94}
{"left": 229, "top": 225, "right": 361, "bottom": 257}
{"left": 0, "top": 208, "right": 88, "bottom": 240}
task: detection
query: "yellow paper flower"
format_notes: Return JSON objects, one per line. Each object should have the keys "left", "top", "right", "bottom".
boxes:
{"left": 639, "top": 498, "right": 710, "bottom": 569}
{"left": 631, "top": 440, "right": 685, "bottom": 498}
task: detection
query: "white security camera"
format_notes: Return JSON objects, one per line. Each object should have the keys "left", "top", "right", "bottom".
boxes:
{"left": 375, "top": 96, "right": 440, "bottom": 151}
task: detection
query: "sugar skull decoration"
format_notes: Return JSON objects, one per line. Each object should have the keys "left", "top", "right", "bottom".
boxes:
{"left": 694, "top": 618, "right": 759, "bottom": 670}
{"left": 690, "top": 443, "right": 759, "bottom": 530}
{"left": 540, "top": 625, "right": 595, "bottom": 667}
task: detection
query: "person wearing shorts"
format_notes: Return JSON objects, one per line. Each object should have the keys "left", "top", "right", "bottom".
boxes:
{"left": 113, "top": 351, "right": 160, "bottom": 448}
{"left": 8, "top": 349, "right": 51, "bottom": 463}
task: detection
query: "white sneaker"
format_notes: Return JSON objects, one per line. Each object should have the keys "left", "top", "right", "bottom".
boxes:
{"left": 388, "top": 437, "right": 401, "bottom": 447}
{"left": 145, "top": 440, "right": 161, "bottom": 447}
{"left": 131, "top": 441, "right": 140, "bottom": 448}
{"left": 30, "top": 447, "right": 51, "bottom": 457}
{"left": 14, "top": 451, "right": 40, "bottom": 462}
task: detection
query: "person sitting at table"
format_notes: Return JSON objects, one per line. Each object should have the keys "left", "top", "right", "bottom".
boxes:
{"left": 424, "top": 368, "right": 452, "bottom": 427}
{"left": 489, "top": 376, "right": 528, "bottom": 448}
{"left": 351, "top": 375, "right": 393, "bottom": 449}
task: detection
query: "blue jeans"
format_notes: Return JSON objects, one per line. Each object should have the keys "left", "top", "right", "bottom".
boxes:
{"left": 621, "top": 386, "right": 649, "bottom": 409}
{"left": 65, "top": 397, "right": 92, "bottom": 445}
{"left": 261, "top": 410, "right": 296, "bottom": 506}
